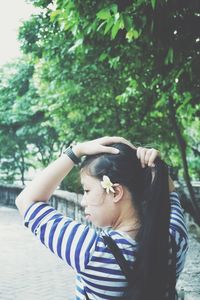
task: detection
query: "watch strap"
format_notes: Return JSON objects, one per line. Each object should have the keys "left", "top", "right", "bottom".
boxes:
{"left": 63, "top": 146, "right": 81, "bottom": 164}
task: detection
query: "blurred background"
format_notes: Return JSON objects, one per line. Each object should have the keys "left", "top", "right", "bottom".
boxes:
{"left": 0, "top": 1, "right": 199, "bottom": 299}
{"left": 0, "top": 0, "right": 199, "bottom": 221}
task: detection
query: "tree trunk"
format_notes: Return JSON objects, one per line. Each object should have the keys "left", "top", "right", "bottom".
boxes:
{"left": 168, "top": 98, "right": 200, "bottom": 225}
{"left": 19, "top": 153, "right": 25, "bottom": 186}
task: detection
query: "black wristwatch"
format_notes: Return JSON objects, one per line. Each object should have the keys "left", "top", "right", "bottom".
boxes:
{"left": 63, "top": 146, "right": 81, "bottom": 165}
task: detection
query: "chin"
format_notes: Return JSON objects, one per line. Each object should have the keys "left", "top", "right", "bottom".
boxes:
{"left": 98, "top": 222, "right": 110, "bottom": 228}
{"left": 92, "top": 221, "right": 104, "bottom": 228}
{"left": 92, "top": 218, "right": 110, "bottom": 228}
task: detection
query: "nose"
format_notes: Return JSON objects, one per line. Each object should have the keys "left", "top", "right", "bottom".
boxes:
{"left": 80, "top": 195, "right": 87, "bottom": 207}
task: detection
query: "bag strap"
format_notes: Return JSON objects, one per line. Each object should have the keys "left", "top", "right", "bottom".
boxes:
{"left": 85, "top": 294, "right": 90, "bottom": 300}
{"left": 102, "top": 235, "right": 177, "bottom": 299}
{"left": 86, "top": 235, "right": 177, "bottom": 300}
{"left": 85, "top": 235, "right": 131, "bottom": 300}
{"left": 85, "top": 292, "right": 90, "bottom": 300}
{"left": 102, "top": 235, "right": 133, "bottom": 284}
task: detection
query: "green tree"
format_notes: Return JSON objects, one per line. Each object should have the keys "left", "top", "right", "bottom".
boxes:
{"left": 16, "top": 0, "right": 200, "bottom": 221}
{"left": 0, "top": 60, "right": 59, "bottom": 184}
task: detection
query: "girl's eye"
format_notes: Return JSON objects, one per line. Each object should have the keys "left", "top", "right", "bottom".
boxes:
{"left": 84, "top": 190, "right": 89, "bottom": 193}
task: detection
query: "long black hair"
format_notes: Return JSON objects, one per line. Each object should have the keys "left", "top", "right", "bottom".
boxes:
{"left": 81, "top": 143, "right": 173, "bottom": 300}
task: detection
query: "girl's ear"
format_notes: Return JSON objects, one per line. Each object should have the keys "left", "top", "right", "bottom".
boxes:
{"left": 112, "top": 184, "right": 124, "bottom": 203}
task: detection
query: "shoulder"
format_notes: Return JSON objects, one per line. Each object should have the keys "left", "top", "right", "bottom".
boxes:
{"left": 99, "top": 228, "right": 138, "bottom": 262}
{"left": 169, "top": 192, "right": 189, "bottom": 270}
{"left": 169, "top": 192, "right": 188, "bottom": 235}
{"left": 169, "top": 191, "right": 182, "bottom": 206}
{"left": 23, "top": 201, "right": 102, "bottom": 271}
{"left": 102, "top": 228, "right": 138, "bottom": 247}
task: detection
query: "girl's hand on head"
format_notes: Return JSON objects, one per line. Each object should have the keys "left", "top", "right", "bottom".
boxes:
{"left": 136, "top": 147, "right": 160, "bottom": 168}
{"left": 73, "top": 136, "right": 136, "bottom": 157}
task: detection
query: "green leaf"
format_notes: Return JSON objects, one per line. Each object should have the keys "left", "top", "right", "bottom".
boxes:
{"left": 114, "top": 12, "right": 120, "bottom": 22}
{"left": 164, "top": 47, "right": 174, "bottom": 65}
{"left": 155, "top": 95, "right": 166, "bottom": 108}
{"left": 123, "top": 15, "right": 133, "bottom": 31}
{"left": 109, "top": 56, "right": 120, "bottom": 69}
{"left": 50, "top": 10, "right": 62, "bottom": 22}
{"left": 111, "top": 21, "right": 120, "bottom": 39}
{"left": 176, "top": 92, "right": 192, "bottom": 113}
{"left": 104, "top": 18, "right": 114, "bottom": 34}
{"left": 151, "top": 0, "right": 157, "bottom": 10}
{"left": 133, "top": 30, "right": 139, "bottom": 39}
{"left": 68, "top": 38, "right": 83, "bottom": 53}
{"left": 110, "top": 4, "right": 118, "bottom": 14}
{"left": 99, "top": 53, "right": 108, "bottom": 62}
{"left": 126, "top": 29, "right": 139, "bottom": 42}
{"left": 97, "top": 20, "right": 106, "bottom": 31}
{"left": 119, "top": 17, "right": 124, "bottom": 30}
{"left": 97, "top": 9, "right": 111, "bottom": 20}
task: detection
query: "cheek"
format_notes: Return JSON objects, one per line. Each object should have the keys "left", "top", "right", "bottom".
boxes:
{"left": 89, "top": 189, "right": 105, "bottom": 206}
{"left": 90, "top": 199, "right": 116, "bottom": 227}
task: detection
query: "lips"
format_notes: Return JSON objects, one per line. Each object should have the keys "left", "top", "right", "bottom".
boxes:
{"left": 85, "top": 212, "right": 91, "bottom": 219}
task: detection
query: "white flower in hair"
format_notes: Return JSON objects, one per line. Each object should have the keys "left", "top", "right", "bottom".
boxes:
{"left": 101, "top": 175, "right": 115, "bottom": 194}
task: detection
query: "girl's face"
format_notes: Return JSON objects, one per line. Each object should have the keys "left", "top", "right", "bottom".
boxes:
{"left": 80, "top": 172, "right": 117, "bottom": 227}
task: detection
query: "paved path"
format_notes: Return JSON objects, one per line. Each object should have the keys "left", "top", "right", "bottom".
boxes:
{"left": 0, "top": 206, "right": 75, "bottom": 300}
{"left": 0, "top": 205, "right": 200, "bottom": 300}
{"left": 177, "top": 232, "right": 200, "bottom": 300}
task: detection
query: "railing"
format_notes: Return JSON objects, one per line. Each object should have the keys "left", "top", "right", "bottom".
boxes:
{"left": 0, "top": 182, "right": 200, "bottom": 299}
{"left": 0, "top": 182, "right": 199, "bottom": 225}
{"left": 0, "top": 183, "right": 86, "bottom": 224}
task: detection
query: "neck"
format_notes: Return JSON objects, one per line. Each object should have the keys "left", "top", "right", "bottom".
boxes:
{"left": 111, "top": 189, "right": 141, "bottom": 237}
{"left": 112, "top": 209, "right": 141, "bottom": 237}
{"left": 113, "top": 221, "right": 140, "bottom": 235}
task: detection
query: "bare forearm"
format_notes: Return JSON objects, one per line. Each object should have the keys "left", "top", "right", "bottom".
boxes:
{"left": 15, "top": 152, "right": 79, "bottom": 217}
{"left": 15, "top": 137, "right": 122, "bottom": 217}
{"left": 15, "top": 137, "right": 167, "bottom": 217}
{"left": 17, "top": 155, "right": 74, "bottom": 203}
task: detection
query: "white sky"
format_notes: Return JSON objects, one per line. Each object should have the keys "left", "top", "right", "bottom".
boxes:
{"left": 0, "top": 0, "right": 40, "bottom": 66}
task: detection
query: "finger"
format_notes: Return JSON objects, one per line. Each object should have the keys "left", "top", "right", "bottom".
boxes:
{"left": 137, "top": 147, "right": 146, "bottom": 168}
{"left": 148, "top": 149, "right": 160, "bottom": 167}
{"left": 121, "top": 139, "right": 137, "bottom": 150}
{"left": 116, "top": 137, "right": 136, "bottom": 150}
{"left": 101, "top": 136, "right": 136, "bottom": 150}
{"left": 144, "top": 149, "right": 154, "bottom": 165}
{"left": 100, "top": 145, "right": 120, "bottom": 154}
{"left": 100, "top": 136, "right": 124, "bottom": 145}
{"left": 136, "top": 147, "right": 141, "bottom": 159}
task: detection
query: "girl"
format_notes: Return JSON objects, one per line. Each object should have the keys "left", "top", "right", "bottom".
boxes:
{"left": 16, "top": 136, "right": 188, "bottom": 300}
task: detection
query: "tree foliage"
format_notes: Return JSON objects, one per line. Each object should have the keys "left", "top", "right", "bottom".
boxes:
{"left": 0, "top": 1, "right": 199, "bottom": 201}
{"left": 0, "top": 60, "right": 58, "bottom": 184}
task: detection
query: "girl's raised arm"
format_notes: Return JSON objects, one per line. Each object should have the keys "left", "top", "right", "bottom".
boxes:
{"left": 15, "top": 136, "right": 128, "bottom": 216}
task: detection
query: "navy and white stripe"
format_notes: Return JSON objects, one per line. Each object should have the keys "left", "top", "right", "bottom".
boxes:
{"left": 24, "top": 192, "right": 188, "bottom": 299}
{"left": 169, "top": 192, "right": 188, "bottom": 277}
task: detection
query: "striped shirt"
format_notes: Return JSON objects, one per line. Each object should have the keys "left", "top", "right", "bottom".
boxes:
{"left": 24, "top": 192, "right": 188, "bottom": 299}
